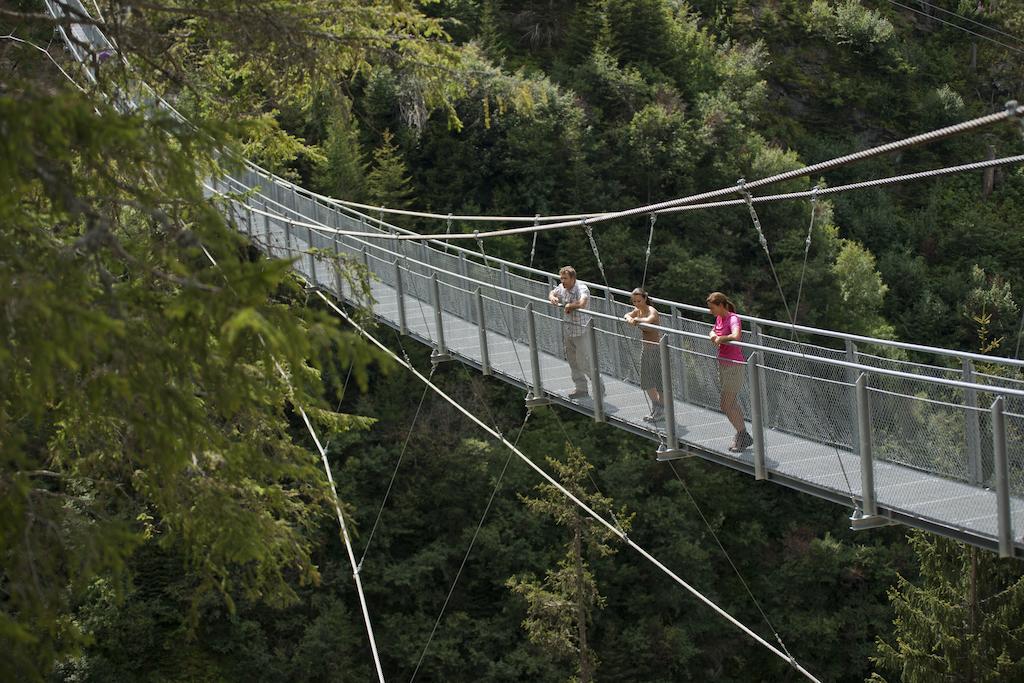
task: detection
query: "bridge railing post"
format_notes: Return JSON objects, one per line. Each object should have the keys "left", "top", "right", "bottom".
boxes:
{"left": 962, "top": 359, "right": 982, "bottom": 485}
{"left": 459, "top": 253, "right": 471, "bottom": 320}
{"left": 991, "top": 396, "right": 1013, "bottom": 558}
{"left": 857, "top": 372, "right": 877, "bottom": 517}
{"left": 245, "top": 206, "right": 253, "bottom": 238}
{"left": 846, "top": 340, "right": 860, "bottom": 454}
{"left": 748, "top": 351, "right": 767, "bottom": 480}
{"left": 500, "top": 263, "right": 515, "bottom": 337}
{"left": 262, "top": 201, "right": 272, "bottom": 255}
{"left": 333, "top": 234, "right": 345, "bottom": 300}
{"left": 284, "top": 218, "right": 294, "bottom": 258}
{"left": 587, "top": 320, "right": 603, "bottom": 423}
{"left": 430, "top": 273, "right": 450, "bottom": 364}
{"left": 306, "top": 225, "right": 318, "bottom": 286}
{"left": 656, "top": 335, "right": 685, "bottom": 461}
{"left": 525, "top": 303, "right": 548, "bottom": 406}
{"left": 395, "top": 259, "right": 407, "bottom": 335}
{"left": 476, "top": 288, "right": 490, "bottom": 375}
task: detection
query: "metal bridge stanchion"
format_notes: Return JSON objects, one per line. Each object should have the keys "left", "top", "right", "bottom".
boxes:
{"left": 332, "top": 234, "right": 345, "bottom": 299}
{"left": 846, "top": 340, "right": 860, "bottom": 455}
{"left": 430, "top": 273, "right": 451, "bottom": 365}
{"left": 459, "top": 253, "right": 471, "bottom": 319}
{"left": 306, "top": 225, "right": 318, "bottom": 287}
{"left": 857, "top": 373, "right": 876, "bottom": 515}
{"left": 851, "top": 372, "right": 888, "bottom": 530}
{"left": 524, "top": 303, "right": 549, "bottom": 407}
{"left": 991, "top": 396, "right": 1013, "bottom": 558}
{"left": 284, "top": 219, "right": 294, "bottom": 258}
{"left": 656, "top": 335, "right": 685, "bottom": 461}
{"left": 963, "top": 359, "right": 983, "bottom": 485}
{"left": 586, "top": 320, "right": 604, "bottom": 423}
{"left": 245, "top": 206, "right": 253, "bottom": 238}
{"left": 475, "top": 288, "right": 490, "bottom": 376}
{"left": 395, "top": 259, "right": 407, "bottom": 336}
{"left": 262, "top": 204, "right": 272, "bottom": 256}
{"left": 748, "top": 351, "right": 767, "bottom": 480}
{"left": 500, "top": 263, "right": 515, "bottom": 334}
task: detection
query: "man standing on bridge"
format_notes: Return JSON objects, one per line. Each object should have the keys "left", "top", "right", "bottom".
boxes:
{"left": 549, "top": 266, "right": 595, "bottom": 399}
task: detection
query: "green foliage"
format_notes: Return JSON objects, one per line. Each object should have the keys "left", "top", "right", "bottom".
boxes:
{"left": 366, "top": 130, "right": 415, "bottom": 209}
{"left": 506, "top": 444, "right": 632, "bottom": 681}
{"left": 807, "top": 0, "right": 895, "bottom": 52}
{"left": 871, "top": 532, "right": 1024, "bottom": 683}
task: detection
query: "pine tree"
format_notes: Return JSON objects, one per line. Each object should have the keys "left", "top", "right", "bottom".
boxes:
{"left": 315, "top": 96, "right": 367, "bottom": 200}
{"left": 365, "top": 129, "right": 415, "bottom": 209}
{"left": 870, "top": 532, "right": 1024, "bottom": 682}
{"left": 506, "top": 444, "right": 633, "bottom": 682}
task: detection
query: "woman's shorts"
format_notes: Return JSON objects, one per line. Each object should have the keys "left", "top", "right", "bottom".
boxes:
{"left": 640, "top": 344, "right": 663, "bottom": 391}
{"left": 718, "top": 360, "right": 745, "bottom": 394}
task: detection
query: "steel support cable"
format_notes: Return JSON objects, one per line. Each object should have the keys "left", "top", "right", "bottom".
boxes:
{"left": 299, "top": 407, "right": 386, "bottom": 683}
{"left": 197, "top": 244, "right": 386, "bottom": 683}
{"left": 212, "top": 187, "right": 1024, "bottom": 396}
{"left": 318, "top": 290, "right": 822, "bottom": 683}
{"left": 641, "top": 213, "right": 657, "bottom": 290}
{"left": 529, "top": 216, "right": 539, "bottom": 268}
{"left": 735, "top": 185, "right": 860, "bottom": 509}
{"left": 300, "top": 106, "right": 1024, "bottom": 241}
{"left": 358, "top": 368, "right": 436, "bottom": 570}
{"left": 547, "top": 408, "right": 629, "bottom": 535}
{"left": 409, "top": 408, "right": 533, "bottom": 682}
{"left": 582, "top": 221, "right": 657, "bottom": 416}
{"left": 791, "top": 187, "right": 820, "bottom": 332}
{"left": 667, "top": 461, "right": 796, "bottom": 663}
{"left": 217, "top": 152, "right": 1024, "bottom": 243}
{"left": 738, "top": 179, "right": 796, "bottom": 329}
{"left": 736, "top": 190, "right": 860, "bottom": 511}
{"left": 883, "top": 0, "right": 1024, "bottom": 55}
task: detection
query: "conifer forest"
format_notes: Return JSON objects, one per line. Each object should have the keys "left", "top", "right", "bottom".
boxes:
{"left": 3, "top": 0, "right": 1024, "bottom": 681}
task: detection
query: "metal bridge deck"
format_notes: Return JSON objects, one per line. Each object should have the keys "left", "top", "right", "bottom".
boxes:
{"left": 361, "top": 274, "right": 1023, "bottom": 554}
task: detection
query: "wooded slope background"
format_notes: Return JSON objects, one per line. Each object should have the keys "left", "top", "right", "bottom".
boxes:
{"left": 3, "top": 1, "right": 1024, "bottom": 681}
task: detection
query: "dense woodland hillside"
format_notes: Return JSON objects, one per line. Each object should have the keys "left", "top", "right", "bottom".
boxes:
{"left": 4, "top": 1, "right": 1024, "bottom": 681}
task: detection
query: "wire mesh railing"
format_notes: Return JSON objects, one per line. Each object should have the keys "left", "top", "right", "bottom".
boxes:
{"left": 213, "top": 158, "right": 1024, "bottom": 555}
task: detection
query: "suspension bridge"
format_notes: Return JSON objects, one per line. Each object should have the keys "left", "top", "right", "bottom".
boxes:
{"left": 37, "top": 1, "right": 1024, "bottom": 679}
{"left": 204, "top": 162, "right": 1024, "bottom": 560}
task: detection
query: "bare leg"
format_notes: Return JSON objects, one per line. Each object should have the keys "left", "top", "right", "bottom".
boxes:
{"left": 720, "top": 391, "right": 745, "bottom": 433}
{"left": 646, "top": 388, "right": 661, "bottom": 404}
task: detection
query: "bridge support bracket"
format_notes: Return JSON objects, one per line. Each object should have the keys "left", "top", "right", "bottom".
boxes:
{"left": 524, "top": 391, "right": 551, "bottom": 408}
{"left": 430, "top": 350, "right": 452, "bottom": 366}
{"left": 849, "top": 508, "right": 896, "bottom": 531}
{"left": 655, "top": 439, "right": 689, "bottom": 462}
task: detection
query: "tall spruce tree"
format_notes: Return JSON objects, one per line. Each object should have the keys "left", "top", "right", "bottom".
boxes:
{"left": 506, "top": 443, "right": 633, "bottom": 682}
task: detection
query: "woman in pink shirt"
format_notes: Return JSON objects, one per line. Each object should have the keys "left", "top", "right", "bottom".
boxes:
{"left": 707, "top": 291, "right": 753, "bottom": 453}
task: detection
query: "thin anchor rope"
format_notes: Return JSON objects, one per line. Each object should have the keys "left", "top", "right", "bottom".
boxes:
{"left": 667, "top": 461, "right": 796, "bottom": 662}
{"left": 884, "top": 0, "right": 1024, "bottom": 55}
{"left": 197, "top": 243, "right": 385, "bottom": 683}
{"left": 911, "top": 0, "right": 1024, "bottom": 44}
{"left": 358, "top": 370, "right": 436, "bottom": 569}
{"left": 319, "top": 291, "right": 821, "bottom": 682}
{"left": 409, "top": 408, "right": 533, "bottom": 682}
